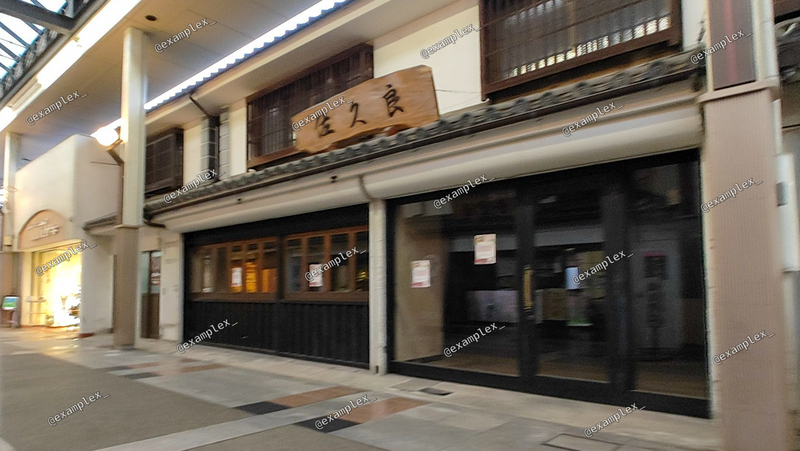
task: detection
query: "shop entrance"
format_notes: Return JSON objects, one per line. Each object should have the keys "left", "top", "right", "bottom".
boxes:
{"left": 390, "top": 152, "right": 710, "bottom": 417}
{"left": 32, "top": 245, "right": 82, "bottom": 328}
{"left": 139, "top": 251, "right": 161, "bottom": 339}
{"left": 522, "top": 173, "right": 613, "bottom": 385}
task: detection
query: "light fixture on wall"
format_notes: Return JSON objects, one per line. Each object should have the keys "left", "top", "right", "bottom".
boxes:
{"left": 92, "top": 126, "right": 124, "bottom": 165}
{"left": 92, "top": 126, "right": 120, "bottom": 147}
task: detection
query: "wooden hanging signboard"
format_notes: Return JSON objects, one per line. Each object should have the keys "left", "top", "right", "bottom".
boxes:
{"left": 291, "top": 65, "right": 439, "bottom": 154}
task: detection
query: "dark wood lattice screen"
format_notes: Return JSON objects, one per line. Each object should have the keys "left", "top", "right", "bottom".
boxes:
{"left": 481, "top": 0, "right": 681, "bottom": 95}
{"left": 145, "top": 129, "right": 183, "bottom": 196}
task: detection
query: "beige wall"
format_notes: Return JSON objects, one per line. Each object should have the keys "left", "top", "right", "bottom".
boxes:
{"left": 374, "top": 0, "right": 483, "bottom": 115}
{"left": 394, "top": 204, "right": 448, "bottom": 361}
{"left": 13, "top": 134, "right": 117, "bottom": 334}
{"left": 228, "top": 100, "right": 248, "bottom": 177}
{"left": 702, "top": 88, "right": 790, "bottom": 450}
{"left": 182, "top": 121, "right": 203, "bottom": 185}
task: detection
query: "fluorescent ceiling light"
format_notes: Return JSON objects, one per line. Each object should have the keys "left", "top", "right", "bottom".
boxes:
{"left": 143, "top": 0, "right": 347, "bottom": 110}
{"left": 36, "top": 40, "right": 82, "bottom": 89}
{"left": 92, "top": 0, "right": 348, "bottom": 137}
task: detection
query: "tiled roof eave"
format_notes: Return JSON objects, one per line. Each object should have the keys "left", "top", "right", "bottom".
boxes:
{"left": 144, "top": 49, "right": 705, "bottom": 218}
{"left": 83, "top": 212, "right": 118, "bottom": 230}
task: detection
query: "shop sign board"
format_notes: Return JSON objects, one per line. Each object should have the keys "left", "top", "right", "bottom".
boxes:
{"left": 19, "top": 210, "right": 67, "bottom": 250}
{"left": 474, "top": 234, "right": 496, "bottom": 265}
{"left": 291, "top": 65, "right": 439, "bottom": 154}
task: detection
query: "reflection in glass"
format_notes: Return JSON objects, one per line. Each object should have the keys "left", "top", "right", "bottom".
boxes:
{"left": 215, "top": 247, "right": 227, "bottom": 293}
{"left": 245, "top": 243, "right": 258, "bottom": 293}
{"left": 629, "top": 162, "right": 707, "bottom": 399}
{"left": 190, "top": 248, "right": 213, "bottom": 293}
{"left": 394, "top": 190, "right": 520, "bottom": 376}
{"left": 534, "top": 189, "right": 608, "bottom": 382}
{"left": 307, "top": 236, "right": 325, "bottom": 292}
{"left": 285, "top": 239, "right": 302, "bottom": 292}
{"left": 356, "top": 231, "right": 369, "bottom": 291}
{"left": 261, "top": 241, "right": 278, "bottom": 293}
{"left": 331, "top": 234, "right": 350, "bottom": 292}
{"left": 230, "top": 245, "right": 243, "bottom": 293}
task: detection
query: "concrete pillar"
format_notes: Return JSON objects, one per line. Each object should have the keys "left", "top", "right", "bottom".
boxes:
{"left": 114, "top": 27, "right": 146, "bottom": 348}
{"left": 2, "top": 133, "right": 18, "bottom": 250}
{"left": 1, "top": 133, "right": 19, "bottom": 306}
{"left": 369, "top": 199, "right": 388, "bottom": 374}
{"left": 701, "top": 0, "right": 796, "bottom": 449}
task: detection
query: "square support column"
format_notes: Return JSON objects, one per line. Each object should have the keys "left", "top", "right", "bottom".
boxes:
{"left": 114, "top": 27, "right": 147, "bottom": 348}
{"left": 702, "top": 88, "right": 791, "bottom": 451}
{"left": 369, "top": 199, "right": 388, "bottom": 374}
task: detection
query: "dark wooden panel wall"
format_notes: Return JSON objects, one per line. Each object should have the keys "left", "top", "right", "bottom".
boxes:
{"left": 184, "top": 301, "right": 369, "bottom": 365}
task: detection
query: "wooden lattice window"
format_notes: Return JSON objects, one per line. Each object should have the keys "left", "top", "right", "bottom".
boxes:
{"left": 145, "top": 128, "right": 183, "bottom": 197}
{"left": 246, "top": 45, "right": 373, "bottom": 168}
{"left": 481, "top": 0, "right": 681, "bottom": 96}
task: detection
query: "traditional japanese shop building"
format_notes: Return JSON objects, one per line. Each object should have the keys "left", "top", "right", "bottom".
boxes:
{"left": 2, "top": 0, "right": 798, "bottom": 448}
{"left": 135, "top": 0, "right": 800, "bottom": 430}
{"left": 140, "top": 0, "right": 716, "bottom": 416}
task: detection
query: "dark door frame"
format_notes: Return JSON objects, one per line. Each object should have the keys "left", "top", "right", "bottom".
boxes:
{"left": 140, "top": 251, "right": 160, "bottom": 339}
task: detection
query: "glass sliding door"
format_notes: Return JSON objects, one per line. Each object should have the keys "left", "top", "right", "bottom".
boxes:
{"left": 529, "top": 178, "right": 611, "bottom": 383}
{"left": 627, "top": 161, "right": 708, "bottom": 399}
{"left": 389, "top": 152, "right": 709, "bottom": 416}
{"left": 393, "top": 188, "right": 521, "bottom": 376}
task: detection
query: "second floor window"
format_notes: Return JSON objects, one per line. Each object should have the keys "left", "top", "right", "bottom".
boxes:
{"left": 145, "top": 129, "right": 183, "bottom": 197}
{"left": 481, "top": 0, "right": 680, "bottom": 95}
{"left": 246, "top": 45, "right": 373, "bottom": 168}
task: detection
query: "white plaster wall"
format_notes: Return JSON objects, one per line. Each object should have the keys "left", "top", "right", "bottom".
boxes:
{"left": 13, "top": 137, "right": 77, "bottom": 241}
{"left": 183, "top": 122, "right": 202, "bottom": 184}
{"left": 14, "top": 134, "right": 119, "bottom": 334}
{"left": 73, "top": 136, "right": 118, "bottom": 334}
{"left": 228, "top": 100, "right": 248, "bottom": 176}
{"left": 159, "top": 232, "right": 183, "bottom": 341}
{"left": 80, "top": 236, "right": 113, "bottom": 334}
{"left": 72, "top": 135, "right": 119, "bottom": 226}
{"left": 681, "top": 0, "right": 706, "bottom": 50}
{"left": 139, "top": 227, "right": 161, "bottom": 251}
{"left": 374, "top": 0, "right": 483, "bottom": 114}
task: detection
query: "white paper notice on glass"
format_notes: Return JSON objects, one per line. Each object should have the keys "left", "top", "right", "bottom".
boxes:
{"left": 474, "top": 234, "right": 496, "bottom": 265}
{"left": 565, "top": 267, "right": 580, "bottom": 290}
{"left": 411, "top": 260, "right": 431, "bottom": 288}
{"left": 231, "top": 267, "right": 243, "bottom": 288}
{"left": 308, "top": 264, "right": 323, "bottom": 288}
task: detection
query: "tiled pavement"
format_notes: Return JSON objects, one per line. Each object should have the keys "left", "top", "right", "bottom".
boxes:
{"left": 0, "top": 328, "right": 720, "bottom": 451}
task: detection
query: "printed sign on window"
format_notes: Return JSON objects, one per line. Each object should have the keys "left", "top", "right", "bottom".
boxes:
{"left": 308, "top": 264, "right": 323, "bottom": 288}
{"left": 231, "top": 267, "right": 242, "bottom": 288}
{"left": 474, "top": 234, "right": 496, "bottom": 265}
{"left": 411, "top": 260, "right": 431, "bottom": 288}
